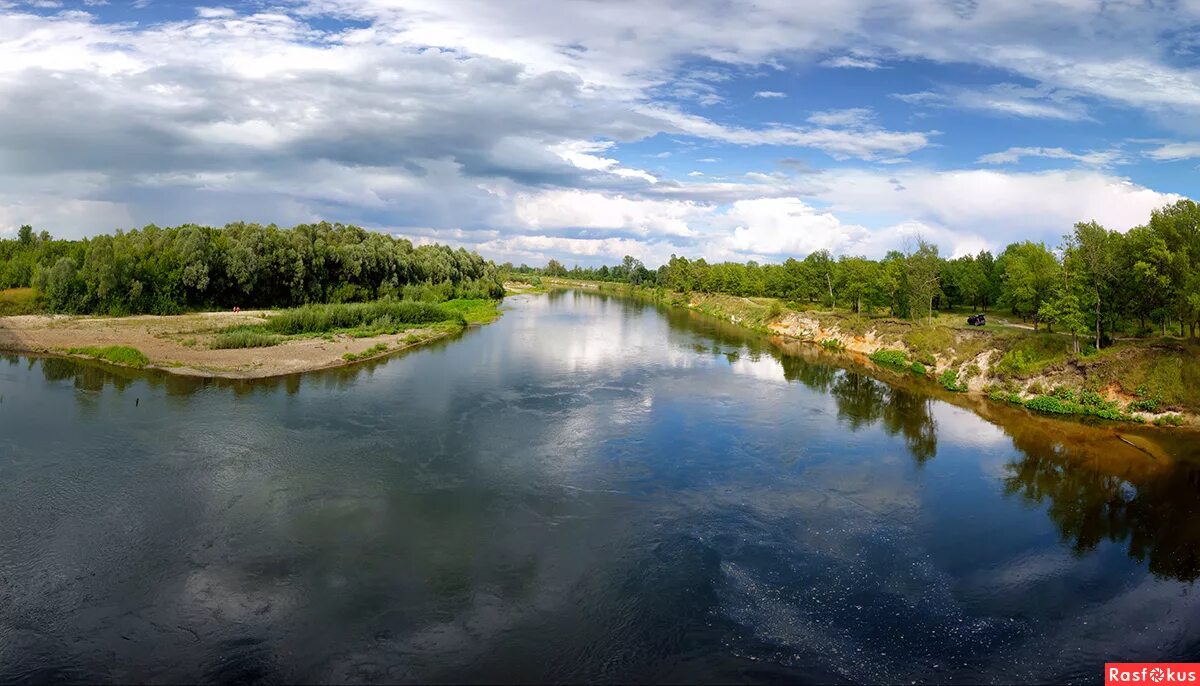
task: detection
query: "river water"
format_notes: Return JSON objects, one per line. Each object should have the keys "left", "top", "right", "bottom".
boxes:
{"left": 1, "top": 289, "right": 1198, "bottom": 684}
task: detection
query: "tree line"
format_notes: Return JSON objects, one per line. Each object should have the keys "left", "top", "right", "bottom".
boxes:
{"left": 532, "top": 199, "right": 1200, "bottom": 350}
{"left": 0, "top": 222, "right": 505, "bottom": 314}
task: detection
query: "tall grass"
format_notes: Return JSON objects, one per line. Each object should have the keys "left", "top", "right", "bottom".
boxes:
{"left": 263, "top": 301, "right": 460, "bottom": 335}
{"left": 211, "top": 329, "right": 283, "bottom": 349}
{"left": 67, "top": 345, "right": 149, "bottom": 368}
{"left": 0, "top": 287, "right": 38, "bottom": 316}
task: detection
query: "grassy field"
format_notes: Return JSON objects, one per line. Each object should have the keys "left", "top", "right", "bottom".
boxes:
{"left": 0, "top": 288, "right": 38, "bottom": 316}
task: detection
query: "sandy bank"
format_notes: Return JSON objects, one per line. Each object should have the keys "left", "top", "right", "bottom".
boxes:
{"left": 0, "top": 310, "right": 451, "bottom": 379}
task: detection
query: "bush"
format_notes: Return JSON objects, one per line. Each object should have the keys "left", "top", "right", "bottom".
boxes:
{"left": 820, "top": 338, "right": 845, "bottom": 351}
{"left": 67, "top": 345, "right": 149, "bottom": 369}
{"left": 1051, "top": 385, "right": 1075, "bottom": 402}
{"left": 1024, "top": 395, "right": 1073, "bottom": 414}
{"left": 1129, "top": 397, "right": 1160, "bottom": 413}
{"left": 940, "top": 369, "right": 966, "bottom": 392}
{"left": 1154, "top": 414, "right": 1184, "bottom": 427}
{"left": 1026, "top": 381, "right": 1046, "bottom": 396}
{"left": 987, "top": 386, "right": 1024, "bottom": 404}
{"left": 870, "top": 349, "right": 908, "bottom": 370}
{"left": 767, "top": 300, "right": 783, "bottom": 320}
{"left": 910, "top": 361, "right": 926, "bottom": 376}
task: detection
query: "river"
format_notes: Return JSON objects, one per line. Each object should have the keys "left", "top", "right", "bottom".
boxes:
{"left": 1, "top": 289, "right": 1198, "bottom": 683}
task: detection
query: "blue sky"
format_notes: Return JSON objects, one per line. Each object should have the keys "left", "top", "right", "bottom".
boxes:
{"left": 0, "top": 0, "right": 1196, "bottom": 266}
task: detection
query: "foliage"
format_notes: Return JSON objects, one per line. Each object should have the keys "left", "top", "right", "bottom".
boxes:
{"left": 820, "top": 338, "right": 845, "bottom": 351}
{"left": 1129, "top": 397, "right": 1160, "bottom": 413}
{"left": 903, "top": 326, "right": 952, "bottom": 366}
{"left": 1023, "top": 393, "right": 1139, "bottom": 423}
{"left": 939, "top": 369, "right": 966, "bottom": 391}
{"left": 521, "top": 199, "right": 1200, "bottom": 346}
{"left": 343, "top": 343, "right": 389, "bottom": 362}
{"left": 910, "top": 361, "right": 927, "bottom": 376}
{"left": 997, "top": 241, "right": 1059, "bottom": 330}
{"left": 262, "top": 300, "right": 456, "bottom": 335}
{"left": 0, "top": 287, "right": 38, "bottom": 316}
{"left": 0, "top": 221, "right": 504, "bottom": 315}
{"left": 211, "top": 329, "right": 283, "bottom": 349}
{"left": 987, "top": 386, "right": 1024, "bottom": 403}
{"left": 67, "top": 345, "right": 149, "bottom": 368}
{"left": 869, "top": 349, "right": 908, "bottom": 370}
{"left": 436, "top": 298, "right": 502, "bottom": 325}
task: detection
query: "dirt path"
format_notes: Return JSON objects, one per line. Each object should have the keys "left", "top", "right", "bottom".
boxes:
{"left": 0, "top": 311, "right": 449, "bottom": 379}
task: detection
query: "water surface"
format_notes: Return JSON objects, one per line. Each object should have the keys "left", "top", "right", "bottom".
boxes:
{"left": 2, "top": 290, "right": 1198, "bottom": 684}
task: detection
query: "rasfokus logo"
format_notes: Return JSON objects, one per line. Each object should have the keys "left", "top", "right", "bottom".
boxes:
{"left": 1106, "top": 663, "right": 1200, "bottom": 685}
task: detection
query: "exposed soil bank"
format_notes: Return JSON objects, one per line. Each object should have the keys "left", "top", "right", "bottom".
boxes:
{"left": 0, "top": 310, "right": 455, "bottom": 379}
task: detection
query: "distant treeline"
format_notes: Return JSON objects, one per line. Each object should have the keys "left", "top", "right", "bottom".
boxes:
{"left": 0, "top": 222, "right": 505, "bottom": 314}
{"left": 528, "top": 199, "right": 1200, "bottom": 349}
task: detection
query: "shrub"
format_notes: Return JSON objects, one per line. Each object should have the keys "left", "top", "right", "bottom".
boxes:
{"left": 67, "top": 345, "right": 149, "bottom": 369}
{"left": 767, "top": 300, "right": 783, "bottom": 320}
{"left": 870, "top": 349, "right": 908, "bottom": 370}
{"left": 1026, "top": 381, "right": 1046, "bottom": 396}
{"left": 1080, "top": 389, "right": 1105, "bottom": 407}
{"left": 820, "top": 338, "right": 845, "bottom": 351}
{"left": 910, "top": 361, "right": 926, "bottom": 376}
{"left": 1051, "top": 385, "right": 1075, "bottom": 402}
{"left": 1025, "top": 395, "right": 1073, "bottom": 414}
{"left": 987, "top": 386, "right": 1024, "bottom": 404}
{"left": 1154, "top": 414, "right": 1184, "bottom": 427}
{"left": 939, "top": 369, "right": 966, "bottom": 392}
{"left": 1129, "top": 397, "right": 1160, "bottom": 413}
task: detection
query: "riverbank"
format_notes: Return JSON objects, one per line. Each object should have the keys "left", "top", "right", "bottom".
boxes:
{"left": 549, "top": 279, "right": 1200, "bottom": 428}
{"left": 0, "top": 299, "right": 501, "bottom": 379}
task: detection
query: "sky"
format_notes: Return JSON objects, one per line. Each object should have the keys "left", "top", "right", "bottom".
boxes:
{"left": 0, "top": 0, "right": 1197, "bottom": 267}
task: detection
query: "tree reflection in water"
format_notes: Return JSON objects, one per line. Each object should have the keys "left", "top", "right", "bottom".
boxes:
{"left": 1001, "top": 427, "right": 1200, "bottom": 582}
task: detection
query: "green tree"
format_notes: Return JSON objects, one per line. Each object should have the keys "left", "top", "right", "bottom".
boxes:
{"left": 998, "top": 241, "right": 1060, "bottom": 331}
{"left": 905, "top": 238, "right": 942, "bottom": 325}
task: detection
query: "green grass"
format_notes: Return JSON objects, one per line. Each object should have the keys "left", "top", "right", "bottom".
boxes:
{"left": 0, "top": 287, "right": 38, "bottom": 316}
{"left": 902, "top": 326, "right": 955, "bottom": 366}
{"left": 210, "top": 298, "right": 486, "bottom": 347}
{"left": 264, "top": 300, "right": 458, "bottom": 335}
{"left": 343, "top": 342, "right": 389, "bottom": 362}
{"left": 437, "top": 298, "right": 502, "bottom": 325}
{"left": 67, "top": 345, "right": 149, "bottom": 369}
{"left": 211, "top": 329, "right": 283, "bottom": 349}
{"left": 989, "top": 333, "right": 1072, "bottom": 378}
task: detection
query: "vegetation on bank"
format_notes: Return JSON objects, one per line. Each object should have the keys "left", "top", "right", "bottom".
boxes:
{"left": 208, "top": 298, "right": 499, "bottom": 349}
{"left": 557, "top": 279, "right": 1198, "bottom": 427}
{"left": 0, "top": 222, "right": 505, "bottom": 315}
{"left": 66, "top": 345, "right": 149, "bottom": 369}
{"left": 524, "top": 199, "right": 1200, "bottom": 350}
{"left": 0, "top": 287, "right": 37, "bottom": 316}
